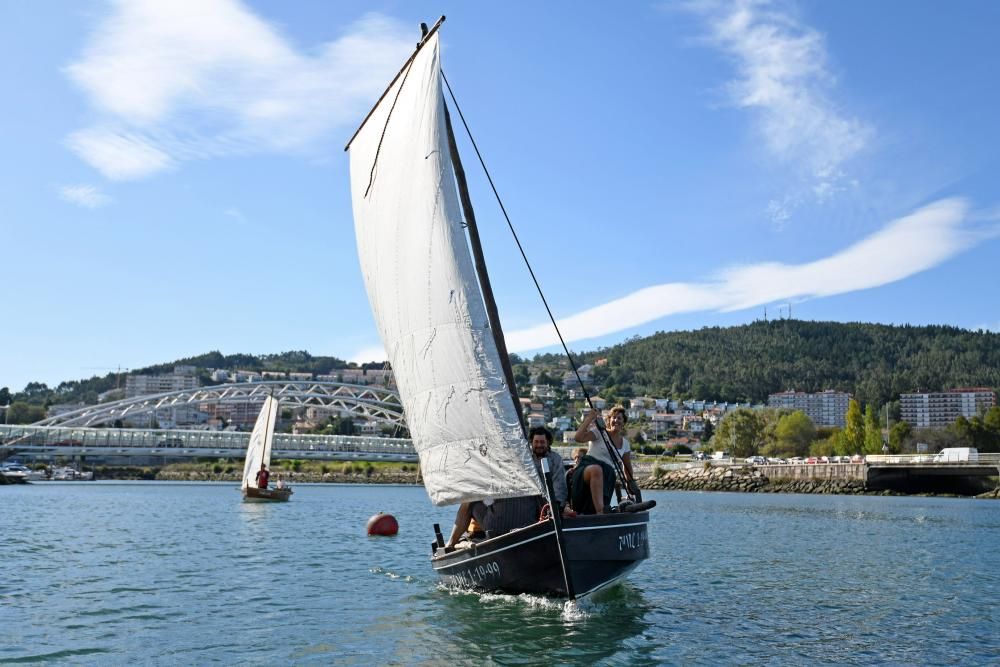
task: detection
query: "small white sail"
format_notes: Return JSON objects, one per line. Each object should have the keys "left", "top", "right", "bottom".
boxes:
{"left": 241, "top": 396, "right": 278, "bottom": 491}
{"left": 348, "top": 33, "right": 543, "bottom": 506}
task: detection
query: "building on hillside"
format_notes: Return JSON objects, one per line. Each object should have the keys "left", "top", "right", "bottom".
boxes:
{"left": 527, "top": 412, "right": 546, "bottom": 428}
{"left": 47, "top": 403, "right": 86, "bottom": 418}
{"left": 900, "top": 387, "right": 997, "bottom": 429}
{"left": 682, "top": 415, "right": 705, "bottom": 434}
{"left": 289, "top": 372, "right": 312, "bottom": 381}
{"left": 530, "top": 384, "right": 556, "bottom": 401}
{"left": 125, "top": 373, "right": 198, "bottom": 397}
{"left": 767, "top": 389, "right": 851, "bottom": 427}
{"left": 549, "top": 415, "right": 572, "bottom": 432}
{"left": 200, "top": 399, "right": 267, "bottom": 428}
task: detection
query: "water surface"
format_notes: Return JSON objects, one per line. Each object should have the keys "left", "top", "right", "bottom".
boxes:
{"left": 2, "top": 483, "right": 997, "bottom": 664}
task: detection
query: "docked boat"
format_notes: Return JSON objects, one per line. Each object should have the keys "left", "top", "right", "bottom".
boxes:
{"left": 241, "top": 395, "right": 292, "bottom": 502}
{"left": 50, "top": 466, "right": 93, "bottom": 481}
{"left": 346, "top": 17, "right": 651, "bottom": 599}
{"left": 1, "top": 463, "right": 31, "bottom": 484}
{"left": 0, "top": 462, "right": 46, "bottom": 483}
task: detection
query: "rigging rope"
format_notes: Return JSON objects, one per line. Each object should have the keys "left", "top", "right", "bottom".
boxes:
{"left": 440, "top": 71, "right": 636, "bottom": 502}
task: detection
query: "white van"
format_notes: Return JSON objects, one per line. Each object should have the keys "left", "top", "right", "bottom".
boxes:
{"left": 933, "top": 447, "right": 978, "bottom": 463}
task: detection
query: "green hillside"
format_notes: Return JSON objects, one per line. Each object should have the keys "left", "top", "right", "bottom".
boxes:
{"left": 542, "top": 319, "right": 1000, "bottom": 406}
{"left": 5, "top": 321, "right": 999, "bottom": 413}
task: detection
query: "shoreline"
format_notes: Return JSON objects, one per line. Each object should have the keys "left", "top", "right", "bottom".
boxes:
{"left": 78, "top": 465, "right": 1000, "bottom": 499}
{"left": 645, "top": 464, "right": 1000, "bottom": 499}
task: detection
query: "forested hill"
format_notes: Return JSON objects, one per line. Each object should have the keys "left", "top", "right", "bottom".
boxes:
{"left": 7, "top": 321, "right": 999, "bottom": 410}
{"left": 567, "top": 320, "right": 1000, "bottom": 406}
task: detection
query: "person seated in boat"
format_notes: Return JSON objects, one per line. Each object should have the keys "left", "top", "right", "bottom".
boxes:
{"left": 446, "top": 501, "right": 490, "bottom": 549}
{"left": 565, "top": 447, "right": 587, "bottom": 496}
{"left": 275, "top": 475, "right": 286, "bottom": 490}
{"left": 572, "top": 406, "right": 637, "bottom": 513}
{"left": 528, "top": 426, "right": 571, "bottom": 516}
{"left": 255, "top": 463, "right": 270, "bottom": 490}
{"left": 446, "top": 427, "right": 570, "bottom": 549}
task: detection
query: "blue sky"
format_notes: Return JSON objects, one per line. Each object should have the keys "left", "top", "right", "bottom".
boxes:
{"left": 3, "top": 0, "right": 999, "bottom": 393}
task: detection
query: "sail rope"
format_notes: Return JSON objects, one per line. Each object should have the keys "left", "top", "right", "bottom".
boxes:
{"left": 440, "top": 71, "right": 636, "bottom": 502}
{"left": 364, "top": 60, "right": 417, "bottom": 198}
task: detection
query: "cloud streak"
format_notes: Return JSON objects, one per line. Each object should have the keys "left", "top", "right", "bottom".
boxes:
{"left": 688, "top": 0, "right": 871, "bottom": 216}
{"left": 58, "top": 184, "right": 112, "bottom": 208}
{"left": 65, "top": 0, "right": 414, "bottom": 180}
{"left": 506, "top": 198, "right": 986, "bottom": 351}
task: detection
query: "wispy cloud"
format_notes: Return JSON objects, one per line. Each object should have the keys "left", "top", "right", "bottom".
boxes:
{"left": 224, "top": 207, "right": 247, "bottom": 224}
{"left": 350, "top": 344, "right": 387, "bottom": 364}
{"left": 58, "top": 184, "right": 112, "bottom": 208}
{"left": 687, "top": 0, "right": 871, "bottom": 220}
{"left": 506, "top": 198, "right": 991, "bottom": 351}
{"left": 64, "top": 1, "right": 414, "bottom": 180}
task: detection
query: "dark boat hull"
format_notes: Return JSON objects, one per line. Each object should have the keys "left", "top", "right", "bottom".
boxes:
{"left": 243, "top": 486, "right": 292, "bottom": 502}
{"left": 432, "top": 512, "right": 649, "bottom": 598}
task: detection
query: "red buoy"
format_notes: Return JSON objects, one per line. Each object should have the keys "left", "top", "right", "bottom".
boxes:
{"left": 366, "top": 512, "right": 399, "bottom": 536}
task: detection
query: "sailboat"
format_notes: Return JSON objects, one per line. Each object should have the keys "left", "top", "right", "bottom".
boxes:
{"left": 346, "top": 17, "right": 650, "bottom": 598}
{"left": 241, "top": 395, "right": 292, "bottom": 502}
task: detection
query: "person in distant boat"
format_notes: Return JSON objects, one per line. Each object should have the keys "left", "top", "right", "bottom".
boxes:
{"left": 528, "top": 426, "right": 571, "bottom": 516}
{"left": 255, "top": 463, "right": 270, "bottom": 490}
{"left": 572, "top": 406, "right": 637, "bottom": 513}
{"left": 275, "top": 475, "right": 286, "bottom": 490}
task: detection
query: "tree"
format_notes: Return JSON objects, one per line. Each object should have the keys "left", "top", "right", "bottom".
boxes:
{"left": 982, "top": 406, "right": 1000, "bottom": 453}
{"left": 889, "top": 421, "right": 911, "bottom": 453}
{"left": 843, "top": 399, "right": 865, "bottom": 454}
{"left": 769, "top": 410, "right": 816, "bottom": 458}
{"left": 714, "top": 408, "right": 765, "bottom": 458}
{"left": 0, "top": 387, "right": 10, "bottom": 406}
{"left": 5, "top": 401, "right": 46, "bottom": 424}
{"left": 701, "top": 420, "right": 715, "bottom": 442}
{"left": 863, "top": 404, "right": 884, "bottom": 454}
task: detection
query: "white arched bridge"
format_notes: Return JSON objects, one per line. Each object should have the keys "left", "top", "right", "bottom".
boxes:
{"left": 1, "top": 381, "right": 416, "bottom": 463}
{"left": 34, "top": 380, "right": 406, "bottom": 428}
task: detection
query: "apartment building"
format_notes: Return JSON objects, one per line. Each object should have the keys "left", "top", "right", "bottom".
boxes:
{"left": 900, "top": 387, "right": 997, "bottom": 428}
{"left": 767, "top": 389, "right": 851, "bottom": 427}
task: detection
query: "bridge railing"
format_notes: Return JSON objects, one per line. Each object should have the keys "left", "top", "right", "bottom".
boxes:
{"left": 865, "top": 453, "right": 1000, "bottom": 465}
{"left": 0, "top": 424, "right": 416, "bottom": 457}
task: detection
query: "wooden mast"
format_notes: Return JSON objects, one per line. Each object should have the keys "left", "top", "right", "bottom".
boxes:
{"left": 442, "top": 69, "right": 577, "bottom": 599}
{"left": 443, "top": 104, "right": 527, "bottom": 437}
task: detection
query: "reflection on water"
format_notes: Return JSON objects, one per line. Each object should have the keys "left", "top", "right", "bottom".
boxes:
{"left": 1, "top": 483, "right": 998, "bottom": 664}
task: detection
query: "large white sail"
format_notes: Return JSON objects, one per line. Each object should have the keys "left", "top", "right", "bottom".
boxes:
{"left": 241, "top": 396, "right": 278, "bottom": 491}
{"left": 348, "top": 33, "right": 543, "bottom": 506}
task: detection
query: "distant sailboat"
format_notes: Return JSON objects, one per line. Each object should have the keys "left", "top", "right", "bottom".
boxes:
{"left": 241, "top": 395, "right": 292, "bottom": 502}
{"left": 346, "top": 17, "right": 650, "bottom": 598}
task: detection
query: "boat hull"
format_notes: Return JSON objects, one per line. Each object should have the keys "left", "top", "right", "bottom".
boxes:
{"left": 432, "top": 512, "right": 649, "bottom": 598}
{"left": 242, "top": 487, "right": 293, "bottom": 502}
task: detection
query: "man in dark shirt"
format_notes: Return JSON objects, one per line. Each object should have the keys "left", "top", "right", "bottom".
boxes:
{"left": 255, "top": 463, "right": 270, "bottom": 489}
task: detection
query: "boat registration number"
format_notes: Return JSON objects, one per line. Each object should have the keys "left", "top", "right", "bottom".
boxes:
{"left": 618, "top": 531, "right": 647, "bottom": 552}
{"left": 449, "top": 560, "right": 500, "bottom": 587}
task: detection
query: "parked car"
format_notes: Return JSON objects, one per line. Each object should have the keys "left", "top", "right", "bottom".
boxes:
{"left": 745, "top": 455, "right": 767, "bottom": 465}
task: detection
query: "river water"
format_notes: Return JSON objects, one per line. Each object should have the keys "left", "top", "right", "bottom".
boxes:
{"left": 1, "top": 482, "right": 997, "bottom": 665}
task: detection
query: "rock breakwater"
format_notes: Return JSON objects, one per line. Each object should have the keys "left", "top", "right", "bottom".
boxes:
{"left": 643, "top": 464, "right": 874, "bottom": 495}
